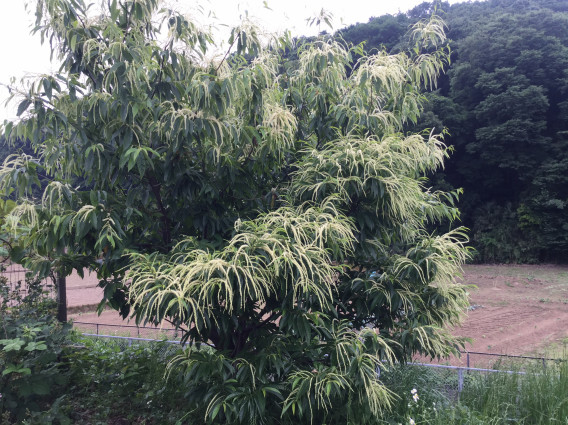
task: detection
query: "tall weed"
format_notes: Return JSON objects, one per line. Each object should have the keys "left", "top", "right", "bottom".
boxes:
{"left": 459, "top": 358, "right": 568, "bottom": 424}
{"left": 376, "top": 359, "right": 568, "bottom": 425}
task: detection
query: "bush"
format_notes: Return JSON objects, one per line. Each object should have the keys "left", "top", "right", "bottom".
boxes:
{"left": 63, "top": 336, "right": 188, "bottom": 424}
{"left": 0, "top": 273, "right": 71, "bottom": 423}
{"left": 471, "top": 202, "right": 541, "bottom": 263}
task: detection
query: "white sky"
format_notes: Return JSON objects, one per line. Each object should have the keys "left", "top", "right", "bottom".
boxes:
{"left": 0, "top": 0, "right": 465, "bottom": 122}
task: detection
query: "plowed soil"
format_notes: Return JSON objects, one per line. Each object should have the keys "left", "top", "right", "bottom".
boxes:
{"left": 452, "top": 264, "right": 568, "bottom": 365}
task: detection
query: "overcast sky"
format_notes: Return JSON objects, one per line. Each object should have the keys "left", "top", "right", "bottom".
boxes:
{"left": 0, "top": 0, "right": 466, "bottom": 122}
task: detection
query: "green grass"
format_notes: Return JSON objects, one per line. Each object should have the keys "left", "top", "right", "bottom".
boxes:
{"left": 379, "top": 356, "right": 568, "bottom": 425}
{"left": 459, "top": 359, "right": 568, "bottom": 424}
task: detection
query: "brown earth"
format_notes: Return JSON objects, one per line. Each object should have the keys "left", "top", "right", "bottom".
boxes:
{"left": 62, "top": 264, "right": 568, "bottom": 360}
{"left": 66, "top": 270, "right": 103, "bottom": 311}
{"left": 450, "top": 264, "right": 568, "bottom": 366}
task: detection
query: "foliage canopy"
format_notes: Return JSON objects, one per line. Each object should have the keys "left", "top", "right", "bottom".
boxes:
{"left": 1, "top": 1, "right": 470, "bottom": 422}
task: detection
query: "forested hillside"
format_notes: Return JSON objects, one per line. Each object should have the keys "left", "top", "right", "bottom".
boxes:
{"left": 339, "top": 0, "right": 568, "bottom": 263}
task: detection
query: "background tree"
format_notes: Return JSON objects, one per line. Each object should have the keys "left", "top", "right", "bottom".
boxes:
{"left": 339, "top": 0, "right": 568, "bottom": 263}
{"left": 444, "top": 2, "right": 568, "bottom": 262}
{"left": 1, "top": 1, "right": 470, "bottom": 423}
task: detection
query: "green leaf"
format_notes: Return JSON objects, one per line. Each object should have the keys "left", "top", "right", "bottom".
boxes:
{"left": 16, "top": 99, "right": 31, "bottom": 116}
{"left": 70, "top": 34, "right": 77, "bottom": 51}
{"left": 0, "top": 338, "right": 26, "bottom": 352}
{"left": 109, "top": 0, "right": 119, "bottom": 20}
{"left": 210, "top": 403, "right": 221, "bottom": 420}
{"left": 32, "top": 380, "right": 50, "bottom": 395}
{"left": 43, "top": 78, "right": 53, "bottom": 99}
{"left": 127, "top": 148, "right": 141, "bottom": 171}
{"left": 3, "top": 121, "right": 13, "bottom": 138}
{"left": 132, "top": 103, "right": 139, "bottom": 118}
{"left": 2, "top": 364, "right": 31, "bottom": 376}
{"left": 25, "top": 341, "right": 48, "bottom": 351}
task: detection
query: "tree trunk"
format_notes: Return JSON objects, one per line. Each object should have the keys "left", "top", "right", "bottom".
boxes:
{"left": 56, "top": 273, "right": 67, "bottom": 322}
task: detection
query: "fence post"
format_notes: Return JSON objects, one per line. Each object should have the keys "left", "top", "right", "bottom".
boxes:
{"left": 542, "top": 358, "right": 546, "bottom": 369}
{"left": 457, "top": 368, "right": 464, "bottom": 397}
{"left": 96, "top": 323, "right": 99, "bottom": 335}
{"left": 467, "top": 352, "right": 470, "bottom": 369}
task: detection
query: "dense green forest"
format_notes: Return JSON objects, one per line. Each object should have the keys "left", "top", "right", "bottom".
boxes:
{"left": 2, "top": 0, "right": 567, "bottom": 263}
{"left": 339, "top": 0, "right": 568, "bottom": 263}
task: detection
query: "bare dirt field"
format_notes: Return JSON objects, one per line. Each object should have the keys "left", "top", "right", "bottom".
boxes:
{"left": 453, "top": 264, "right": 568, "bottom": 362}
{"left": 61, "top": 264, "right": 568, "bottom": 360}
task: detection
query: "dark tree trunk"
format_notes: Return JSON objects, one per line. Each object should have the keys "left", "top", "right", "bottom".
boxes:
{"left": 56, "top": 273, "right": 67, "bottom": 322}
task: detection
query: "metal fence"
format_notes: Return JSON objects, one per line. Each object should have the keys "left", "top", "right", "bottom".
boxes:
{"left": 80, "top": 333, "right": 185, "bottom": 357}
{"left": 72, "top": 321, "right": 560, "bottom": 370}
{"left": 78, "top": 332, "right": 554, "bottom": 400}
{"left": 0, "top": 262, "right": 54, "bottom": 298}
{"left": 73, "top": 321, "right": 183, "bottom": 340}
{"left": 460, "top": 350, "right": 561, "bottom": 369}
{"left": 413, "top": 349, "right": 561, "bottom": 370}
{"left": 408, "top": 362, "right": 528, "bottom": 400}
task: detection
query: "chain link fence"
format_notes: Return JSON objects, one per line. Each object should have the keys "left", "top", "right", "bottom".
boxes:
{"left": 0, "top": 262, "right": 55, "bottom": 298}
{"left": 73, "top": 321, "right": 183, "bottom": 340}
{"left": 414, "top": 349, "right": 559, "bottom": 370}
{"left": 460, "top": 350, "right": 559, "bottom": 369}
{"left": 408, "top": 362, "right": 528, "bottom": 401}
{"left": 79, "top": 333, "right": 184, "bottom": 357}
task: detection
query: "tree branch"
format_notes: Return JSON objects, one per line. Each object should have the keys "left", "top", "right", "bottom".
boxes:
{"left": 215, "top": 32, "right": 239, "bottom": 73}
{"left": 0, "top": 237, "right": 14, "bottom": 253}
{"left": 147, "top": 174, "right": 171, "bottom": 247}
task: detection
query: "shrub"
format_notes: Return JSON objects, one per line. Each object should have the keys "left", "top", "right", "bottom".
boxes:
{"left": 0, "top": 273, "right": 71, "bottom": 423}
{"left": 63, "top": 336, "right": 187, "bottom": 424}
